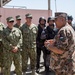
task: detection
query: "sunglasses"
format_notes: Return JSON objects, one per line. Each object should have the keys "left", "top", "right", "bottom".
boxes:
{"left": 9, "top": 21, "right": 14, "bottom": 23}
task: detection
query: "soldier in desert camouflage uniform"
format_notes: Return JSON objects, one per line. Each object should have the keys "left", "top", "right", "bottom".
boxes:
{"left": 2, "top": 17, "right": 22, "bottom": 75}
{"left": 45, "top": 12, "right": 75, "bottom": 75}
{"left": 20, "top": 13, "right": 38, "bottom": 75}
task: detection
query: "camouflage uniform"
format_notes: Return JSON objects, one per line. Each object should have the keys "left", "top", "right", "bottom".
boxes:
{"left": 14, "top": 15, "right": 23, "bottom": 70}
{"left": 14, "top": 15, "right": 23, "bottom": 51}
{"left": 50, "top": 24, "right": 75, "bottom": 75}
{"left": 2, "top": 17, "right": 22, "bottom": 75}
{"left": 14, "top": 23, "right": 23, "bottom": 50}
{"left": 0, "top": 22, "right": 5, "bottom": 73}
{"left": 20, "top": 23, "right": 38, "bottom": 73}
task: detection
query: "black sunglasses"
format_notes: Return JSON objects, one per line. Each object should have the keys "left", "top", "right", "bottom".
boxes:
{"left": 9, "top": 21, "right": 14, "bottom": 23}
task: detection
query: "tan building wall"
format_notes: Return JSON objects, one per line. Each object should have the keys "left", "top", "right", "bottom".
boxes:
{"left": 0, "top": 8, "right": 52, "bottom": 26}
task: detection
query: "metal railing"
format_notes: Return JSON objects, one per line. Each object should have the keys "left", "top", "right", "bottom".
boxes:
{"left": 3, "top": 5, "right": 27, "bottom": 9}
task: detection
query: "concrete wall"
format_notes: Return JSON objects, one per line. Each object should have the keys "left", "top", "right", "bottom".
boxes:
{"left": 0, "top": 8, "right": 52, "bottom": 26}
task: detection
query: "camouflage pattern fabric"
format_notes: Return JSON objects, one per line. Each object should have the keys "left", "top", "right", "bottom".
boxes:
{"left": 14, "top": 23, "right": 23, "bottom": 68}
{"left": 0, "top": 22, "right": 5, "bottom": 68}
{"left": 14, "top": 23, "right": 23, "bottom": 50}
{"left": 20, "top": 23, "right": 37, "bottom": 72}
{"left": 22, "top": 48, "right": 36, "bottom": 72}
{"left": 2, "top": 27, "right": 22, "bottom": 75}
{"left": 50, "top": 24, "right": 75, "bottom": 75}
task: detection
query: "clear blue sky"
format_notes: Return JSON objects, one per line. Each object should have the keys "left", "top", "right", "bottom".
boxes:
{"left": 5, "top": 0, "right": 75, "bottom": 23}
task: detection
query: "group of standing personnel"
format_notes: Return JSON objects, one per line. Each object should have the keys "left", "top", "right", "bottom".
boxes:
{"left": 0, "top": 13, "right": 38, "bottom": 75}
{"left": 0, "top": 12, "right": 75, "bottom": 75}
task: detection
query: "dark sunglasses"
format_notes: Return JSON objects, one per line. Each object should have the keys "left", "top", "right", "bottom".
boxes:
{"left": 9, "top": 21, "right": 14, "bottom": 23}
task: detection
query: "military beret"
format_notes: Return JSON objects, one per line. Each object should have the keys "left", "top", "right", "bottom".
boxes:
{"left": 25, "top": 13, "right": 32, "bottom": 18}
{"left": 55, "top": 12, "right": 67, "bottom": 19}
{"left": 6, "top": 17, "right": 14, "bottom": 22}
{"left": 16, "top": 15, "right": 21, "bottom": 20}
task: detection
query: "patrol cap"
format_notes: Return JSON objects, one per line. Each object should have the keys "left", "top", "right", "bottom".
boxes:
{"left": 16, "top": 15, "right": 21, "bottom": 20}
{"left": 55, "top": 12, "right": 67, "bottom": 20}
{"left": 25, "top": 13, "right": 32, "bottom": 18}
{"left": 6, "top": 17, "right": 14, "bottom": 22}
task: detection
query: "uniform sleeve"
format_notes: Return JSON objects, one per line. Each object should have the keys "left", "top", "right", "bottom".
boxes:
{"left": 16, "top": 30, "right": 23, "bottom": 49}
{"left": 54, "top": 29, "right": 74, "bottom": 51}
{"left": 19, "top": 26, "right": 22, "bottom": 32}
{"left": 33, "top": 26, "right": 38, "bottom": 34}
{"left": 2, "top": 29, "right": 12, "bottom": 50}
{"left": 36, "top": 26, "right": 38, "bottom": 32}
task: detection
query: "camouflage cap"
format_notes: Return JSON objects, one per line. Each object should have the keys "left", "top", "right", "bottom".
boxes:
{"left": 16, "top": 15, "right": 21, "bottom": 20}
{"left": 25, "top": 13, "right": 32, "bottom": 18}
{"left": 55, "top": 12, "right": 67, "bottom": 19}
{"left": 6, "top": 17, "right": 14, "bottom": 22}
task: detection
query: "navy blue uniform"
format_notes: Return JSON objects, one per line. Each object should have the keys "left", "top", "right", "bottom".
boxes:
{"left": 36, "top": 24, "right": 46, "bottom": 70}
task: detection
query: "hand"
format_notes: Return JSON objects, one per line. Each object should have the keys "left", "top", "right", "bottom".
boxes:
{"left": 48, "top": 39, "right": 55, "bottom": 46}
{"left": 12, "top": 46, "right": 18, "bottom": 53}
{"left": 44, "top": 40, "right": 50, "bottom": 47}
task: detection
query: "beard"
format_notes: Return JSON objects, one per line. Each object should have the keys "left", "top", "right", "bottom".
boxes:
{"left": 49, "top": 24, "right": 54, "bottom": 27}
